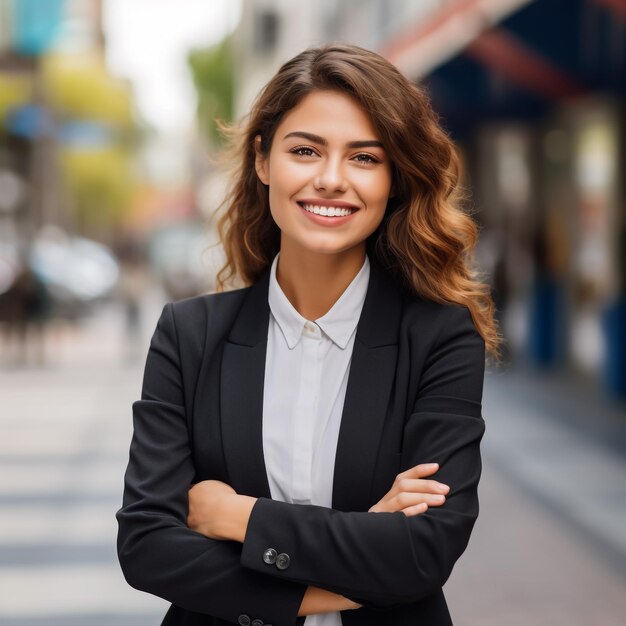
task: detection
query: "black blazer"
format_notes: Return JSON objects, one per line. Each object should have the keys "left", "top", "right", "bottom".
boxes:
{"left": 116, "top": 260, "right": 486, "bottom": 626}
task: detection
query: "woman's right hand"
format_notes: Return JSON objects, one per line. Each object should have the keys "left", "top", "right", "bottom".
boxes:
{"left": 368, "top": 463, "right": 449, "bottom": 516}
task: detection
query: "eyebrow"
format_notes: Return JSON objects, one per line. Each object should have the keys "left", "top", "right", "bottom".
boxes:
{"left": 282, "top": 131, "right": 384, "bottom": 150}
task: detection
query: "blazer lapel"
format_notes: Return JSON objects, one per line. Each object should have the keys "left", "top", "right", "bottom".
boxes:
{"left": 332, "top": 262, "right": 403, "bottom": 511}
{"left": 220, "top": 260, "right": 404, "bottom": 509}
{"left": 220, "top": 270, "right": 273, "bottom": 498}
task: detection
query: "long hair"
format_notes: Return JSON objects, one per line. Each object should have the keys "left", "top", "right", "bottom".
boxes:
{"left": 215, "top": 43, "right": 500, "bottom": 358}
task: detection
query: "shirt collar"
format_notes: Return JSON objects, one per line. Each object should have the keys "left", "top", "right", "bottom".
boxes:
{"left": 268, "top": 252, "right": 371, "bottom": 350}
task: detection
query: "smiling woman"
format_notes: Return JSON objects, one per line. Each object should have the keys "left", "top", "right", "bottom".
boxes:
{"left": 117, "top": 43, "right": 501, "bottom": 626}
{"left": 253, "top": 89, "right": 393, "bottom": 282}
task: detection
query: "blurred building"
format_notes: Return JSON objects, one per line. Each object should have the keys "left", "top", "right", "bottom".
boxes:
{"left": 0, "top": 0, "right": 135, "bottom": 323}
{"left": 233, "top": 0, "right": 626, "bottom": 399}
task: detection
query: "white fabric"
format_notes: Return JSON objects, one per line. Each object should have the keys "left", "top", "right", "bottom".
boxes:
{"left": 262, "top": 251, "right": 370, "bottom": 626}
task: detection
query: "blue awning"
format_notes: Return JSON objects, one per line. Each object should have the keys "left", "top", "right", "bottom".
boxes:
{"left": 381, "top": 0, "right": 626, "bottom": 137}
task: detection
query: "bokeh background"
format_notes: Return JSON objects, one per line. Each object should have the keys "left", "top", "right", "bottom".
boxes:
{"left": 0, "top": 1, "right": 625, "bottom": 624}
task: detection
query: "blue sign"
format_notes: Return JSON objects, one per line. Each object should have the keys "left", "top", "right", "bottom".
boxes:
{"left": 5, "top": 104, "right": 54, "bottom": 139}
{"left": 12, "top": 0, "right": 65, "bottom": 56}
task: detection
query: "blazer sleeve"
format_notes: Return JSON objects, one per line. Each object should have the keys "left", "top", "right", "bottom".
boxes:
{"left": 116, "top": 303, "right": 307, "bottom": 626}
{"left": 240, "top": 304, "right": 486, "bottom": 609}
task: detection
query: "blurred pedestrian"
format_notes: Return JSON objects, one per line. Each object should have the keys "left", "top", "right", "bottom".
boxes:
{"left": 0, "top": 265, "right": 51, "bottom": 366}
{"left": 116, "top": 242, "right": 150, "bottom": 364}
{"left": 117, "top": 43, "right": 500, "bottom": 626}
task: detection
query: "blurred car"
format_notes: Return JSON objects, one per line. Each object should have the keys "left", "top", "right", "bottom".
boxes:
{"left": 148, "top": 219, "right": 221, "bottom": 300}
{"left": 0, "top": 227, "right": 119, "bottom": 321}
{"left": 29, "top": 230, "right": 120, "bottom": 318}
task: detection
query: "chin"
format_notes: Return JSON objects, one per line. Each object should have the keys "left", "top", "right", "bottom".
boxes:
{"left": 297, "top": 235, "right": 351, "bottom": 251}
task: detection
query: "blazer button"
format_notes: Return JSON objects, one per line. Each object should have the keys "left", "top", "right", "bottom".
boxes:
{"left": 251, "top": 620, "right": 264, "bottom": 626}
{"left": 238, "top": 615, "right": 251, "bottom": 626}
{"left": 276, "top": 552, "right": 290, "bottom": 570}
{"left": 263, "top": 548, "right": 277, "bottom": 565}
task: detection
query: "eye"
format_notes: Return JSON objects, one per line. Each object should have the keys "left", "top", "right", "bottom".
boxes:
{"left": 353, "top": 153, "right": 380, "bottom": 164}
{"left": 290, "top": 145, "right": 318, "bottom": 157}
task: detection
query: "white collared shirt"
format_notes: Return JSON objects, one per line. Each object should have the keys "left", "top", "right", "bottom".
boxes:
{"left": 262, "top": 252, "right": 370, "bottom": 626}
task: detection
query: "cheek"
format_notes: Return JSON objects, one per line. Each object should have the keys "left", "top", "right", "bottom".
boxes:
{"left": 267, "top": 186, "right": 298, "bottom": 230}
{"left": 365, "top": 209, "right": 388, "bottom": 236}
{"left": 353, "top": 170, "right": 393, "bottom": 200}
{"left": 268, "top": 153, "right": 308, "bottom": 185}
{"left": 266, "top": 163, "right": 298, "bottom": 214}
{"left": 267, "top": 187, "right": 286, "bottom": 221}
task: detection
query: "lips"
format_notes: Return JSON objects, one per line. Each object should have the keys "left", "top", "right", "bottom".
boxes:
{"left": 297, "top": 201, "right": 359, "bottom": 218}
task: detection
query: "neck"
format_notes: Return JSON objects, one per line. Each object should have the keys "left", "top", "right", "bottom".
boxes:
{"left": 276, "top": 240, "right": 366, "bottom": 320}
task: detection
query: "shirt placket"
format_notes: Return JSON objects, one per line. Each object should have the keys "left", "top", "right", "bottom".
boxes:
{"left": 291, "top": 321, "right": 322, "bottom": 504}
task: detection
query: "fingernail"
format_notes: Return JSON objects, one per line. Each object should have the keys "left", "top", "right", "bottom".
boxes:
{"left": 438, "top": 483, "right": 449, "bottom": 492}
{"left": 433, "top": 494, "right": 445, "bottom": 502}
{"left": 423, "top": 463, "right": 439, "bottom": 468}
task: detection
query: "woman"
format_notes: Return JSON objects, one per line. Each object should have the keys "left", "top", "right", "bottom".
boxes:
{"left": 117, "top": 43, "right": 499, "bottom": 626}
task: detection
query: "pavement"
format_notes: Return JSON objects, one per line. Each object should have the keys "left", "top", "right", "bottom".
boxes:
{"left": 0, "top": 299, "right": 625, "bottom": 625}
{"left": 445, "top": 365, "right": 626, "bottom": 626}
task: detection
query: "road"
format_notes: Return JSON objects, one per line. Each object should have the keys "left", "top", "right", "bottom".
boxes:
{"left": 1, "top": 301, "right": 625, "bottom": 625}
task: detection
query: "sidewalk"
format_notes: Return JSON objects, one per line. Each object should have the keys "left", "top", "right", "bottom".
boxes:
{"left": 480, "top": 365, "right": 626, "bottom": 576}
{"left": 0, "top": 289, "right": 166, "bottom": 372}
{"left": 443, "top": 365, "right": 626, "bottom": 625}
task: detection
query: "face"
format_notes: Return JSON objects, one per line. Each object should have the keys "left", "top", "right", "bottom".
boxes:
{"left": 255, "top": 89, "right": 393, "bottom": 259}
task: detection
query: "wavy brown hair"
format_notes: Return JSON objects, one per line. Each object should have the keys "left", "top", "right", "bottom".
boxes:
{"left": 215, "top": 43, "right": 500, "bottom": 358}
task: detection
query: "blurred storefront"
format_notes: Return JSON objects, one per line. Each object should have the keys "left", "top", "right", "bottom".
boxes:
{"left": 397, "top": 0, "right": 626, "bottom": 399}
{"left": 234, "top": 0, "right": 626, "bottom": 398}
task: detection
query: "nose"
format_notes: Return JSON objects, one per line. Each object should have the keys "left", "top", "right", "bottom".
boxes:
{"left": 314, "top": 155, "right": 347, "bottom": 192}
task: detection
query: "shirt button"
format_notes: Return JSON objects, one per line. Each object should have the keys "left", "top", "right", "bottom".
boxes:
{"left": 251, "top": 620, "right": 264, "bottom": 626}
{"left": 276, "top": 552, "right": 291, "bottom": 570}
{"left": 262, "top": 548, "right": 277, "bottom": 565}
{"left": 238, "top": 615, "right": 251, "bottom": 626}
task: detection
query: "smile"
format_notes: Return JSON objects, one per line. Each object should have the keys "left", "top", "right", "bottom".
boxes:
{"left": 298, "top": 203, "right": 358, "bottom": 217}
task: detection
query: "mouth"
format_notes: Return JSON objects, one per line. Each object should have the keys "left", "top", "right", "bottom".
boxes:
{"left": 297, "top": 202, "right": 359, "bottom": 218}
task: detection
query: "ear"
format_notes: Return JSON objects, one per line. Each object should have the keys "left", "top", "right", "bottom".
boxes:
{"left": 254, "top": 135, "right": 269, "bottom": 185}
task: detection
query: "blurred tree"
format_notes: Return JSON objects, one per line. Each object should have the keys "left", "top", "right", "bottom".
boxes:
{"left": 42, "top": 53, "right": 134, "bottom": 129}
{"left": 188, "top": 36, "right": 233, "bottom": 145}
{"left": 40, "top": 53, "right": 138, "bottom": 239}
{"left": 0, "top": 74, "right": 33, "bottom": 123}
{"left": 60, "top": 145, "right": 134, "bottom": 237}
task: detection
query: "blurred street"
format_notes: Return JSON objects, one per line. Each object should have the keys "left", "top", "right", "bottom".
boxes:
{"left": 0, "top": 299, "right": 168, "bottom": 625}
{"left": 1, "top": 300, "right": 625, "bottom": 625}
{"left": 446, "top": 369, "right": 626, "bottom": 625}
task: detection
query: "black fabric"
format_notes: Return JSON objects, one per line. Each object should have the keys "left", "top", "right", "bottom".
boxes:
{"left": 116, "top": 261, "right": 486, "bottom": 625}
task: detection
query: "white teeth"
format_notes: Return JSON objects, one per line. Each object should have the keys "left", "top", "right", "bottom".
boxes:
{"left": 300, "top": 203, "right": 356, "bottom": 217}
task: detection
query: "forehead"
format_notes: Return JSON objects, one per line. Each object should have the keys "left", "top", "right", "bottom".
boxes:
{"left": 276, "top": 89, "right": 379, "bottom": 140}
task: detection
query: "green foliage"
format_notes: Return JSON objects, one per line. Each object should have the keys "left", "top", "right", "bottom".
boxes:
{"left": 43, "top": 53, "right": 134, "bottom": 127}
{"left": 44, "top": 53, "right": 137, "bottom": 235}
{"left": 0, "top": 73, "right": 33, "bottom": 123}
{"left": 60, "top": 146, "right": 134, "bottom": 233}
{"left": 188, "top": 36, "right": 233, "bottom": 145}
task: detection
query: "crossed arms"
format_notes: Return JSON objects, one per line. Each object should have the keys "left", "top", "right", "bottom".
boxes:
{"left": 116, "top": 302, "right": 485, "bottom": 626}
